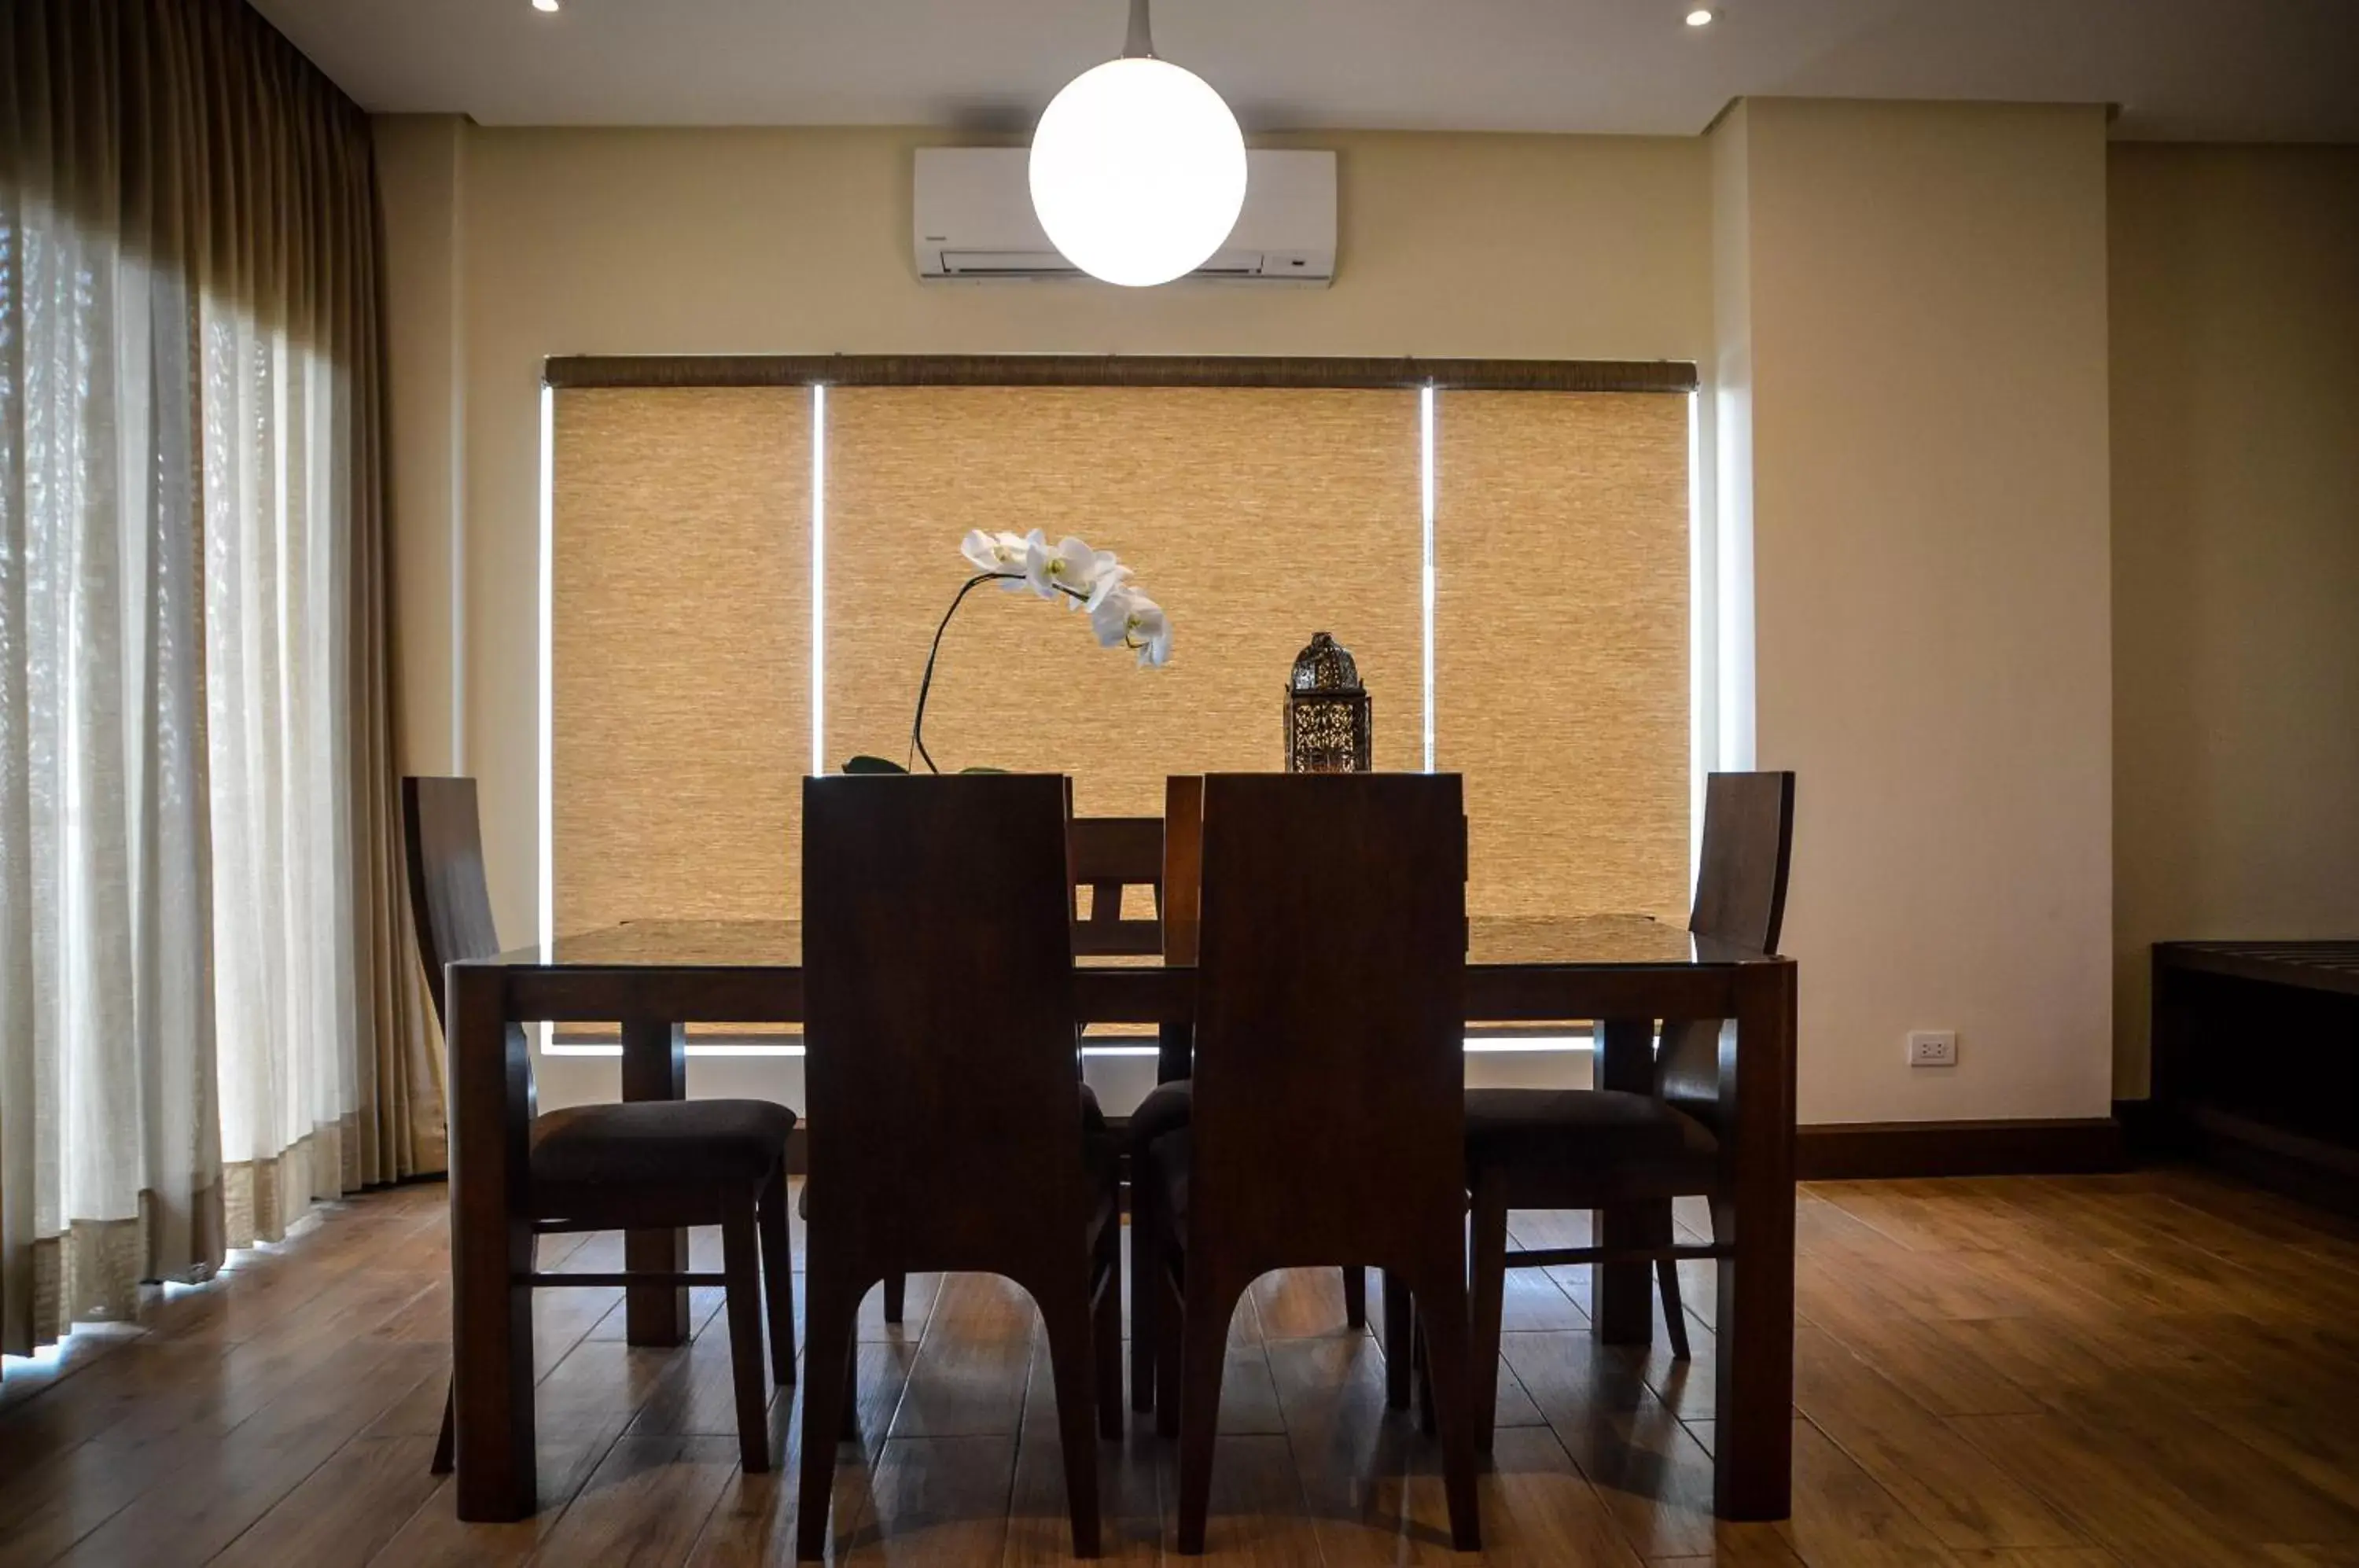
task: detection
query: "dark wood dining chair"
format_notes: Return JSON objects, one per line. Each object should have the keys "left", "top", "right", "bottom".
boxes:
{"left": 1138, "top": 772, "right": 1482, "bottom": 1555}
{"left": 864, "top": 788, "right": 1185, "bottom": 1334}
{"left": 1463, "top": 769, "right": 1795, "bottom": 1447}
{"left": 403, "top": 777, "right": 797, "bottom": 1478}
{"left": 796, "top": 773, "right": 1121, "bottom": 1562}
{"left": 865, "top": 797, "right": 1177, "bottom": 1331}
{"left": 1069, "top": 811, "right": 1168, "bottom": 957}
{"left": 1128, "top": 773, "right": 1395, "bottom": 1419}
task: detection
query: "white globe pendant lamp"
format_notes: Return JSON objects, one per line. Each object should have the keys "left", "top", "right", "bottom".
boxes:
{"left": 1029, "top": 0, "right": 1248, "bottom": 288}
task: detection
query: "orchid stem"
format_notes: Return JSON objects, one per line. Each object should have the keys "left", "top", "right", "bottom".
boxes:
{"left": 908, "top": 572, "right": 1097, "bottom": 773}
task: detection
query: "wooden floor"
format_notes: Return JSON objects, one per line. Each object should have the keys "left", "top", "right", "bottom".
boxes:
{"left": 3, "top": 1171, "right": 2358, "bottom": 1566}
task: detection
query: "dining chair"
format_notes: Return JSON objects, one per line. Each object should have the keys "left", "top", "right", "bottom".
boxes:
{"left": 1463, "top": 769, "right": 1795, "bottom": 1447}
{"left": 1128, "top": 773, "right": 1397, "bottom": 1420}
{"left": 864, "top": 797, "right": 1176, "bottom": 1334}
{"left": 1068, "top": 810, "right": 1168, "bottom": 956}
{"left": 404, "top": 777, "right": 798, "bottom": 1478}
{"left": 1138, "top": 772, "right": 1482, "bottom": 1555}
{"left": 796, "top": 773, "right": 1121, "bottom": 1562}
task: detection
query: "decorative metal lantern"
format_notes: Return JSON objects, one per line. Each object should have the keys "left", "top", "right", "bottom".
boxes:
{"left": 1283, "top": 631, "right": 1373, "bottom": 773}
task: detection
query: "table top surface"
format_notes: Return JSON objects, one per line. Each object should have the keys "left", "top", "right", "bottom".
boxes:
{"left": 482, "top": 914, "right": 1783, "bottom": 972}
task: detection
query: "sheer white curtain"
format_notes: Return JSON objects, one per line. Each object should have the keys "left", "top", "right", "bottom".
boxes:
{"left": 201, "top": 300, "right": 363, "bottom": 1246}
{"left": 1, "top": 184, "right": 225, "bottom": 1348}
{"left": 3, "top": 0, "right": 422, "bottom": 1359}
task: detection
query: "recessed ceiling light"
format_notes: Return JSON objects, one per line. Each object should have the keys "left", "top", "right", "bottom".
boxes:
{"left": 532, "top": 0, "right": 559, "bottom": 12}
{"left": 1685, "top": 6, "right": 1717, "bottom": 24}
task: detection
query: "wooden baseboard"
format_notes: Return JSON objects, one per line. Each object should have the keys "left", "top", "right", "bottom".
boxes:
{"left": 1798, "top": 1117, "right": 2128, "bottom": 1180}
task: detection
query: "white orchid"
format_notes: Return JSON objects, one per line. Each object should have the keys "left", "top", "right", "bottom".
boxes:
{"left": 960, "top": 528, "right": 1033, "bottom": 589}
{"left": 1091, "top": 586, "right": 1173, "bottom": 668}
{"left": 1023, "top": 531, "right": 1114, "bottom": 607}
{"left": 874, "top": 529, "right": 1174, "bottom": 773}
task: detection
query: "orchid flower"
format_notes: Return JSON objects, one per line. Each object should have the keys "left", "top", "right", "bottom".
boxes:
{"left": 1024, "top": 531, "right": 1106, "bottom": 606}
{"left": 898, "top": 528, "right": 1172, "bottom": 774}
{"left": 1091, "top": 586, "right": 1172, "bottom": 668}
{"left": 960, "top": 528, "right": 1032, "bottom": 588}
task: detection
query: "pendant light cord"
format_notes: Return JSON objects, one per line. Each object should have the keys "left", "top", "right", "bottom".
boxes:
{"left": 1124, "top": 0, "right": 1155, "bottom": 58}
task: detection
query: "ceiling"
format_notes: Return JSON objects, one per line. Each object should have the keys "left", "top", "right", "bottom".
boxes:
{"left": 251, "top": 0, "right": 2359, "bottom": 143}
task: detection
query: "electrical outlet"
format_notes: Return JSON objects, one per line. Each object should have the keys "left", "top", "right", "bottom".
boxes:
{"left": 1908, "top": 1030, "right": 1958, "bottom": 1068}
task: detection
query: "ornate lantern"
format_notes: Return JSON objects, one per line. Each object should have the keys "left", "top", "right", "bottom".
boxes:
{"left": 1284, "top": 631, "right": 1373, "bottom": 773}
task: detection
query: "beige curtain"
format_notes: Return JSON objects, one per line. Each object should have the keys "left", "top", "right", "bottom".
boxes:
{"left": 2, "top": 0, "right": 431, "bottom": 1357}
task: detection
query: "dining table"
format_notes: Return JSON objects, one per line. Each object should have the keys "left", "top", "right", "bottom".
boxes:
{"left": 442, "top": 913, "right": 1798, "bottom": 1525}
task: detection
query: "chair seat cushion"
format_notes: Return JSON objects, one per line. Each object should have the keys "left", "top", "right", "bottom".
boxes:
{"left": 531, "top": 1098, "right": 797, "bottom": 1188}
{"left": 1463, "top": 1088, "right": 1717, "bottom": 1185}
{"left": 1130, "top": 1077, "right": 1193, "bottom": 1149}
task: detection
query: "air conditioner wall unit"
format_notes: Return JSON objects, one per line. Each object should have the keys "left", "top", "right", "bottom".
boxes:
{"left": 915, "top": 147, "right": 1336, "bottom": 285}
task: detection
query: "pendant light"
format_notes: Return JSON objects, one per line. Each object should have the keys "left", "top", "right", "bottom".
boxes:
{"left": 1028, "top": 0, "right": 1248, "bottom": 288}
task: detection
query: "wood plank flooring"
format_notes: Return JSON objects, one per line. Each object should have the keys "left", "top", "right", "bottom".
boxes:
{"left": 3, "top": 1169, "right": 2357, "bottom": 1565}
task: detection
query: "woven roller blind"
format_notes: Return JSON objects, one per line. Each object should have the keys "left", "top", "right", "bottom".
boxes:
{"left": 824, "top": 387, "right": 1423, "bottom": 809}
{"left": 1436, "top": 392, "right": 1689, "bottom": 920}
{"left": 551, "top": 387, "right": 811, "bottom": 934}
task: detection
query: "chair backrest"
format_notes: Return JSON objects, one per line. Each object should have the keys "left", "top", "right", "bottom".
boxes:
{"left": 1160, "top": 775, "right": 1203, "bottom": 966}
{"left": 802, "top": 772, "right": 1091, "bottom": 1273}
{"left": 1187, "top": 772, "right": 1467, "bottom": 1272}
{"left": 402, "top": 775, "right": 504, "bottom": 1034}
{"left": 1067, "top": 815, "right": 1165, "bottom": 956}
{"left": 1661, "top": 771, "right": 1796, "bottom": 1120}
{"left": 1687, "top": 771, "right": 1796, "bottom": 953}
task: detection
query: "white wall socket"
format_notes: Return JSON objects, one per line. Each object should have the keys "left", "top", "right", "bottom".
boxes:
{"left": 1908, "top": 1030, "right": 1959, "bottom": 1068}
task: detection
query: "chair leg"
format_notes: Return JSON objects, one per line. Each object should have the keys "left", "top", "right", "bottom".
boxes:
{"left": 1154, "top": 1260, "right": 1183, "bottom": 1440}
{"left": 431, "top": 1378, "right": 455, "bottom": 1474}
{"left": 795, "top": 1271, "right": 863, "bottom": 1562}
{"left": 1657, "top": 1258, "right": 1692, "bottom": 1361}
{"left": 1128, "top": 1177, "right": 1158, "bottom": 1414}
{"left": 760, "top": 1165, "right": 798, "bottom": 1386}
{"left": 1095, "top": 1240, "right": 1126, "bottom": 1439}
{"left": 1415, "top": 1315, "right": 1437, "bottom": 1435}
{"left": 1173, "top": 1268, "right": 1246, "bottom": 1557}
{"left": 1341, "top": 1264, "right": 1367, "bottom": 1331}
{"left": 1400, "top": 1259, "right": 1483, "bottom": 1553}
{"left": 720, "top": 1187, "right": 771, "bottom": 1474}
{"left": 1468, "top": 1177, "right": 1510, "bottom": 1452}
{"left": 882, "top": 1272, "right": 907, "bottom": 1325}
{"left": 1035, "top": 1268, "right": 1106, "bottom": 1559}
{"left": 1381, "top": 1271, "right": 1415, "bottom": 1411}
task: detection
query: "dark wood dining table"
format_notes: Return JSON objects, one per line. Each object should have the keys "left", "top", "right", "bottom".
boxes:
{"left": 443, "top": 915, "right": 1798, "bottom": 1525}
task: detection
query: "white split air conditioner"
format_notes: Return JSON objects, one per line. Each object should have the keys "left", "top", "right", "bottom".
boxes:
{"left": 915, "top": 147, "right": 1336, "bottom": 285}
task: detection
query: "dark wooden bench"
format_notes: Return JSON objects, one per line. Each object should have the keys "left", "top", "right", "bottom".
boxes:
{"left": 2152, "top": 940, "right": 2359, "bottom": 1213}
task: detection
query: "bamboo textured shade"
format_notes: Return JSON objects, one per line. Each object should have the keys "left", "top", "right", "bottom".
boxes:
{"left": 547, "top": 377, "right": 1691, "bottom": 944}
{"left": 550, "top": 388, "right": 811, "bottom": 933}
{"left": 1436, "top": 392, "right": 1690, "bottom": 920}
{"left": 823, "top": 387, "right": 1423, "bottom": 811}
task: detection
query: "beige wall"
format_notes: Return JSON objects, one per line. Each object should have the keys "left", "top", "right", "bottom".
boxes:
{"left": 1720, "top": 100, "right": 2117, "bottom": 1124}
{"left": 2108, "top": 145, "right": 2359, "bottom": 1095}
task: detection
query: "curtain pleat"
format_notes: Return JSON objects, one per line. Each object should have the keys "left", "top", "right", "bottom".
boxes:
{"left": 2, "top": 0, "right": 433, "bottom": 1357}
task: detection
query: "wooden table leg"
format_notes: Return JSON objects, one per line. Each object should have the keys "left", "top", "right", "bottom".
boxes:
{"left": 449, "top": 965, "right": 536, "bottom": 1521}
{"left": 621, "top": 1017, "right": 689, "bottom": 1346}
{"left": 1715, "top": 961, "right": 1796, "bottom": 1520}
{"left": 1591, "top": 1016, "right": 1657, "bottom": 1345}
